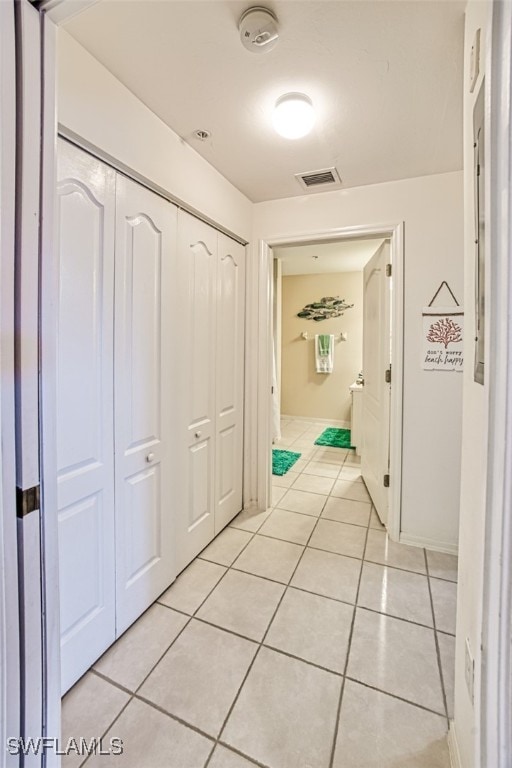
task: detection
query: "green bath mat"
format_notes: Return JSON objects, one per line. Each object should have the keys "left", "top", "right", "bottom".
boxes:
{"left": 314, "top": 427, "right": 353, "bottom": 449}
{"left": 272, "top": 449, "right": 301, "bottom": 476}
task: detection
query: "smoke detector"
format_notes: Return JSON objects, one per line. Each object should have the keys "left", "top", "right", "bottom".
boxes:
{"left": 239, "top": 7, "right": 279, "bottom": 53}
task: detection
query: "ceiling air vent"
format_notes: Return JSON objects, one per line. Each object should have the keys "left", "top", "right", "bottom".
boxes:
{"left": 295, "top": 167, "right": 342, "bottom": 191}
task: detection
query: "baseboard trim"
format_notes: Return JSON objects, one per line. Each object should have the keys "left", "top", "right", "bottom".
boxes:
{"left": 448, "top": 721, "right": 463, "bottom": 768}
{"left": 399, "top": 532, "right": 458, "bottom": 555}
{"left": 281, "top": 414, "right": 350, "bottom": 429}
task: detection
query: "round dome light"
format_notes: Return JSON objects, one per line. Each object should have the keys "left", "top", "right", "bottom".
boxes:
{"left": 272, "top": 93, "right": 315, "bottom": 139}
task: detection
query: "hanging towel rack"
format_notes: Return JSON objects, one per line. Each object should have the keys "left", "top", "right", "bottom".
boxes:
{"left": 301, "top": 331, "right": 347, "bottom": 341}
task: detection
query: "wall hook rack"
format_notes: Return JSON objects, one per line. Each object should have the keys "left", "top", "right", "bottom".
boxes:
{"left": 301, "top": 331, "right": 347, "bottom": 342}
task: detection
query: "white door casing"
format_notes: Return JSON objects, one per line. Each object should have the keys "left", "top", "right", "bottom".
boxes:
{"left": 215, "top": 234, "right": 245, "bottom": 533}
{"left": 361, "top": 241, "right": 391, "bottom": 524}
{"left": 114, "top": 175, "right": 177, "bottom": 634}
{"left": 56, "top": 139, "right": 116, "bottom": 693}
{"left": 175, "top": 211, "right": 217, "bottom": 572}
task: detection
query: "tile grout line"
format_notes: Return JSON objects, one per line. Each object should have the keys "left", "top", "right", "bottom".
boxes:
{"left": 204, "top": 490, "right": 331, "bottom": 767}
{"left": 79, "top": 526, "right": 264, "bottom": 768}
{"left": 327, "top": 497, "right": 371, "bottom": 768}
{"left": 424, "top": 548, "right": 451, "bottom": 726}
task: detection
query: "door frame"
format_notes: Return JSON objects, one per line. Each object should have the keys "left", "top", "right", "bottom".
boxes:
{"left": 480, "top": 0, "right": 512, "bottom": 763}
{"left": 255, "top": 222, "right": 404, "bottom": 541}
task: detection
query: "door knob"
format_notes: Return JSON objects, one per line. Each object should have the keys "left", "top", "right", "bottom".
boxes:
{"left": 146, "top": 452, "right": 155, "bottom": 462}
{"left": 195, "top": 431, "right": 202, "bottom": 438}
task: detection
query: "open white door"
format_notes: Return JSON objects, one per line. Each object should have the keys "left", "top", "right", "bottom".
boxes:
{"left": 361, "top": 241, "right": 391, "bottom": 525}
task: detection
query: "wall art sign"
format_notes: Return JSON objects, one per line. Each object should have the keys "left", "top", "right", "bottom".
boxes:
{"left": 297, "top": 296, "right": 354, "bottom": 322}
{"left": 422, "top": 282, "right": 464, "bottom": 372}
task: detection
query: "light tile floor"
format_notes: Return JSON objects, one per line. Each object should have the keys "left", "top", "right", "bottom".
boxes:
{"left": 62, "top": 419, "right": 458, "bottom": 768}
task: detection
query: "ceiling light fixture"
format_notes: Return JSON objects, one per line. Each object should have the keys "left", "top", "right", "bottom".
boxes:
{"left": 272, "top": 93, "right": 315, "bottom": 139}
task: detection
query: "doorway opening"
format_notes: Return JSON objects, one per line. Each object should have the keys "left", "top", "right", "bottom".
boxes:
{"left": 256, "top": 223, "right": 404, "bottom": 540}
{"left": 271, "top": 236, "right": 392, "bottom": 527}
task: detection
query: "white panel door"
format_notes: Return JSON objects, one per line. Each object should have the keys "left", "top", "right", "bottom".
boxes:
{"left": 215, "top": 235, "right": 245, "bottom": 532}
{"left": 56, "top": 139, "right": 116, "bottom": 693}
{"left": 361, "top": 241, "right": 391, "bottom": 525}
{"left": 114, "top": 175, "right": 177, "bottom": 634}
{"left": 175, "top": 211, "right": 217, "bottom": 571}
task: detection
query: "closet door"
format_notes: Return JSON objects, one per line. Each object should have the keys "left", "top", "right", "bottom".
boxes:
{"left": 215, "top": 235, "right": 245, "bottom": 532}
{"left": 56, "top": 140, "right": 116, "bottom": 693}
{"left": 114, "top": 176, "right": 177, "bottom": 634}
{"left": 175, "top": 211, "right": 217, "bottom": 571}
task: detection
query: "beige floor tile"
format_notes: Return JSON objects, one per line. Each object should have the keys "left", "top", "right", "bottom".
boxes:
{"left": 259, "top": 508, "right": 317, "bottom": 545}
{"left": 291, "top": 459, "right": 309, "bottom": 472}
{"left": 358, "top": 562, "right": 433, "bottom": 626}
{"left": 347, "top": 609, "right": 444, "bottom": 713}
{"left": 343, "top": 452, "right": 361, "bottom": 467}
{"left": 438, "top": 632, "right": 455, "bottom": 718}
{"left": 200, "top": 528, "right": 253, "bottom": 567}
{"left": 277, "top": 489, "right": 327, "bottom": 517}
{"left": 272, "top": 470, "right": 300, "bottom": 488}
{"left": 291, "top": 473, "right": 335, "bottom": 495}
{"left": 302, "top": 461, "right": 341, "bottom": 479}
{"left": 208, "top": 745, "right": 259, "bottom": 768}
{"left": 322, "top": 497, "right": 371, "bottom": 527}
{"left": 338, "top": 466, "right": 363, "bottom": 481}
{"left": 290, "top": 447, "right": 317, "bottom": 461}
{"left": 230, "top": 507, "right": 271, "bottom": 533}
{"left": 94, "top": 604, "right": 188, "bottom": 691}
{"left": 223, "top": 647, "right": 341, "bottom": 768}
{"left": 309, "top": 518, "right": 367, "bottom": 559}
{"left": 427, "top": 550, "right": 459, "bottom": 582}
{"left": 333, "top": 680, "right": 450, "bottom": 768}
{"left": 430, "top": 578, "right": 457, "bottom": 635}
{"left": 291, "top": 547, "right": 361, "bottom": 604}
{"left": 370, "top": 508, "right": 385, "bottom": 530}
{"left": 197, "top": 569, "right": 285, "bottom": 641}
{"left": 61, "top": 672, "right": 130, "bottom": 768}
{"left": 139, "top": 620, "right": 257, "bottom": 736}
{"left": 331, "top": 478, "right": 370, "bottom": 503}
{"left": 265, "top": 587, "right": 353, "bottom": 672}
{"left": 314, "top": 448, "right": 348, "bottom": 464}
{"left": 365, "top": 529, "right": 427, "bottom": 573}
{"left": 159, "top": 559, "right": 227, "bottom": 615}
{"left": 86, "top": 697, "right": 212, "bottom": 768}
{"left": 233, "top": 535, "right": 304, "bottom": 584}
{"left": 272, "top": 486, "right": 288, "bottom": 506}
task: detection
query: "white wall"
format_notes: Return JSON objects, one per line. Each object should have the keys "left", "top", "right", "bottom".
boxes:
{"left": 451, "top": 3, "right": 490, "bottom": 767}
{"left": 57, "top": 31, "right": 252, "bottom": 241}
{"left": 254, "top": 170, "right": 464, "bottom": 551}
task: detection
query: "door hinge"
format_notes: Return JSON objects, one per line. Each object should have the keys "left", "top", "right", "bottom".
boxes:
{"left": 385, "top": 365, "right": 391, "bottom": 384}
{"left": 383, "top": 474, "right": 390, "bottom": 488}
{"left": 385, "top": 263, "right": 392, "bottom": 277}
{"left": 16, "top": 485, "right": 40, "bottom": 518}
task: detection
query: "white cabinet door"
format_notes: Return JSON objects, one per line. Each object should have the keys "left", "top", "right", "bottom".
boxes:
{"left": 114, "top": 176, "right": 177, "bottom": 633}
{"left": 361, "top": 241, "right": 391, "bottom": 525}
{"left": 215, "top": 235, "right": 245, "bottom": 532}
{"left": 175, "top": 211, "right": 217, "bottom": 571}
{"left": 56, "top": 140, "right": 116, "bottom": 693}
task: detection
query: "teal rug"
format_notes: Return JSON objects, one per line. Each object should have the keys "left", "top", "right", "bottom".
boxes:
{"left": 272, "top": 449, "right": 301, "bottom": 476}
{"left": 314, "top": 427, "right": 353, "bottom": 449}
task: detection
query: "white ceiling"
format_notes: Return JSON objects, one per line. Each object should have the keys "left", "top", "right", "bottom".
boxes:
{"left": 274, "top": 238, "right": 385, "bottom": 275}
{"left": 63, "top": 0, "right": 465, "bottom": 203}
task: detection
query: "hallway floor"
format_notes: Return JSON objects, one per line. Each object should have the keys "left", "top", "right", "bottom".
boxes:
{"left": 62, "top": 419, "right": 458, "bottom": 768}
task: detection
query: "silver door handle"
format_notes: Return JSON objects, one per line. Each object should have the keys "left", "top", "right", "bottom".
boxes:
{"left": 146, "top": 452, "right": 155, "bottom": 462}
{"left": 195, "top": 431, "right": 202, "bottom": 438}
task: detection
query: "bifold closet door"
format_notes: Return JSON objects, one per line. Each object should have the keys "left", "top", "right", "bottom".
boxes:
{"left": 114, "top": 175, "right": 177, "bottom": 634}
{"left": 215, "top": 235, "right": 245, "bottom": 533}
{"left": 56, "top": 140, "right": 116, "bottom": 693}
{"left": 175, "top": 211, "right": 217, "bottom": 572}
